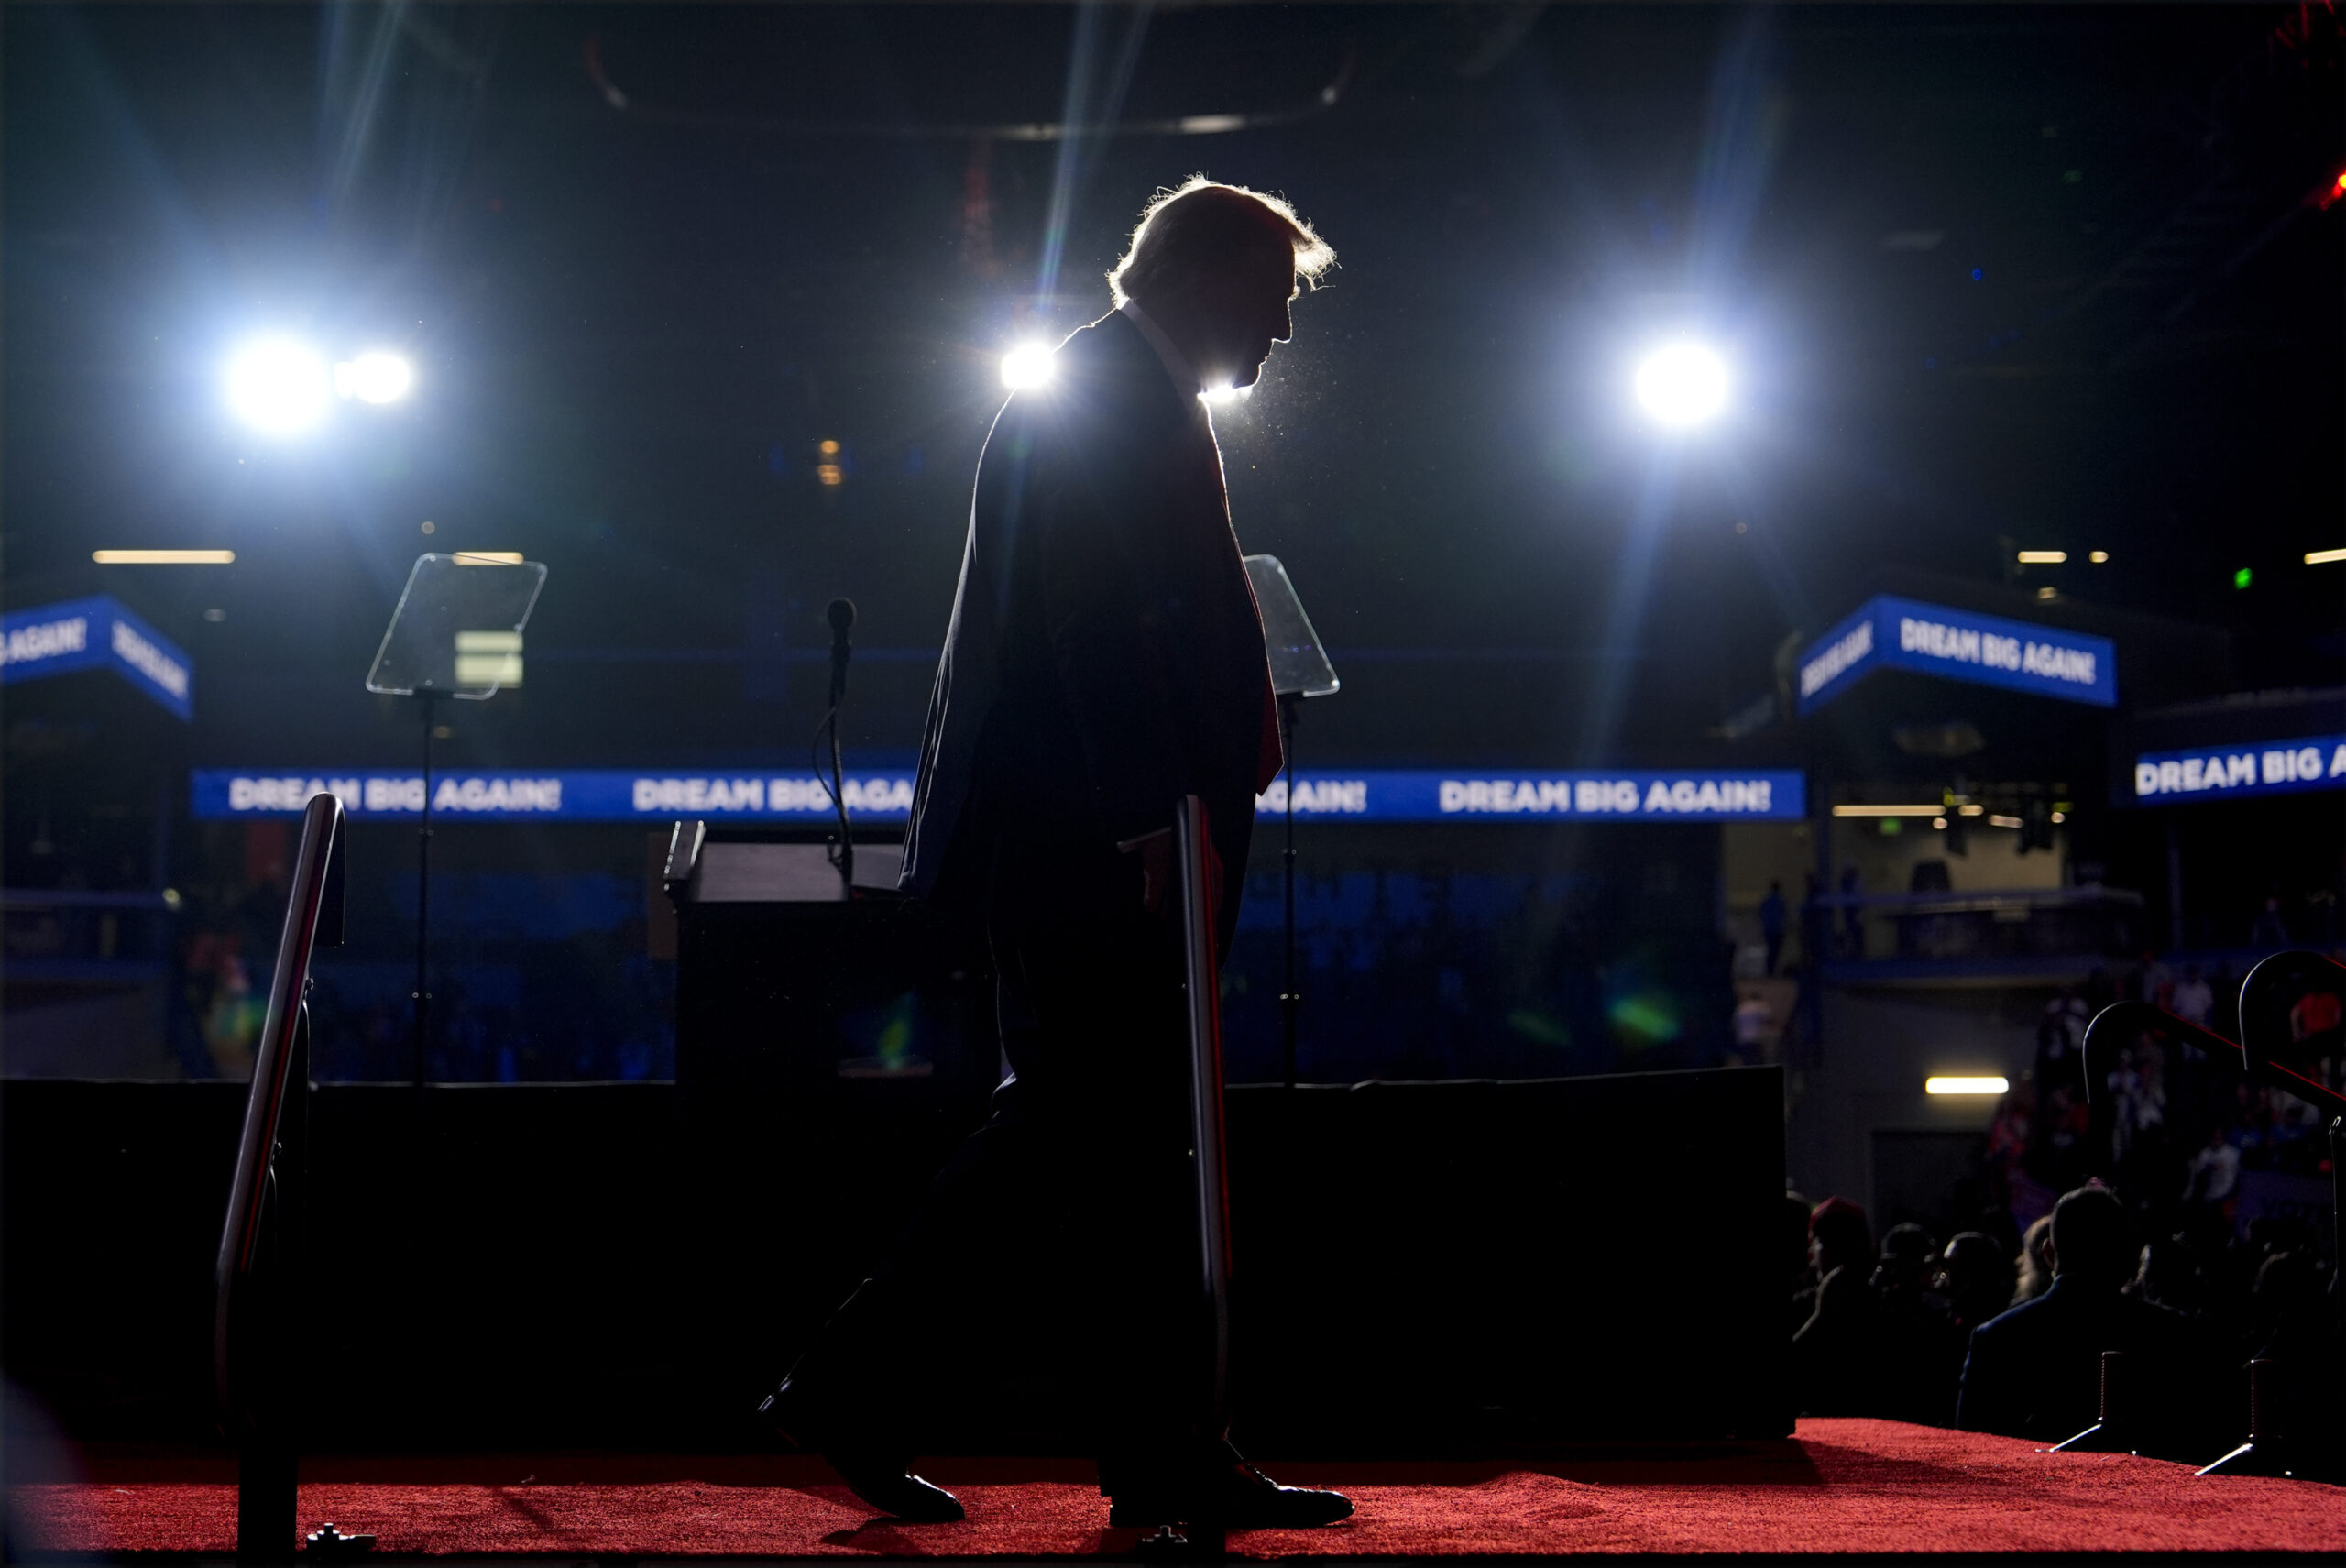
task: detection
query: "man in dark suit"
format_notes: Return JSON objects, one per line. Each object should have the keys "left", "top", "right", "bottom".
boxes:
{"left": 762, "top": 180, "right": 1351, "bottom": 1530}
{"left": 1957, "top": 1184, "right": 2220, "bottom": 1459}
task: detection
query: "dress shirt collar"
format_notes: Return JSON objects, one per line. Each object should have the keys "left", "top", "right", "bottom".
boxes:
{"left": 1118, "top": 298, "right": 1204, "bottom": 399}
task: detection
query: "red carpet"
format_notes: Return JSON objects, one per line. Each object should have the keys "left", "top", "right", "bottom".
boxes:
{"left": 10, "top": 1420, "right": 2342, "bottom": 1557}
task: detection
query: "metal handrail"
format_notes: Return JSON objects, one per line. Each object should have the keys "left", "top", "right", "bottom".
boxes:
{"left": 213, "top": 792, "right": 345, "bottom": 1562}
{"left": 1174, "top": 795, "right": 1233, "bottom": 1455}
{"left": 2080, "top": 1001, "right": 2247, "bottom": 1103}
{"left": 2233, "top": 950, "right": 2346, "bottom": 1120}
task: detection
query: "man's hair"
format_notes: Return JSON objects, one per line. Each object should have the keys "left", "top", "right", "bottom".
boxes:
{"left": 1108, "top": 176, "right": 1336, "bottom": 308}
{"left": 2049, "top": 1184, "right": 2134, "bottom": 1287}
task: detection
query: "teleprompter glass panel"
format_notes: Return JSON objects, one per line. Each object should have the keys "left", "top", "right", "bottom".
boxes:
{"left": 1243, "top": 554, "right": 1339, "bottom": 699}
{"left": 365, "top": 554, "right": 547, "bottom": 700}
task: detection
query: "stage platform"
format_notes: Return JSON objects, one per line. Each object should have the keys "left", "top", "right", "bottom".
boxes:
{"left": 9, "top": 1420, "right": 2341, "bottom": 1560}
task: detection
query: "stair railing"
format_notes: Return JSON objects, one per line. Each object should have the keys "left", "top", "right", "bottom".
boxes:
{"left": 214, "top": 793, "right": 346, "bottom": 1563}
{"left": 2080, "top": 959, "right": 2346, "bottom": 1477}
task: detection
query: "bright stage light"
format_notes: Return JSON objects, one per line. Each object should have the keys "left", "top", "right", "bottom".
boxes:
{"left": 335, "top": 352, "right": 413, "bottom": 404}
{"left": 225, "top": 340, "right": 332, "bottom": 434}
{"left": 1000, "top": 343, "right": 1055, "bottom": 390}
{"left": 1925, "top": 1076, "right": 2010, "bottom": 1097}
{"left": 1201, "top": 383, "right": 1251, "bottom": 406}
{"left": 1633, "top": 342, "right": 1728, "bottom": 428}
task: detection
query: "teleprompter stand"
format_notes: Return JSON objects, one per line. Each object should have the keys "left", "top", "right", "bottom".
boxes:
{"left": 1242, "top": 555, "right": 1340, "bottom": 1091}
{"left": 365, "top": 553, "right": 545, "bottom": 1087}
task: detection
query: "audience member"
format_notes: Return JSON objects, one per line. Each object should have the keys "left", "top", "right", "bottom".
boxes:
{"left": 1935, "top": 1232, "right": 2017, "bottom": 1335}
{"left": 1957, "top": 1186, "right": 2218, "bottom": 1458}
{"left": 1782, "top": 1192, "right": 1818, "bottom": 1337}
{"left": 2012, "top": 1216, "right": 2055, "bottom": 1307}
{"left": 2169, "top": 965, "right": 2213, "bottom": 1029}
{"left": 1792, "top": 1198, "right": 1879, "bottom": 1414}
{"left": 1870, "top": 1223, "right": 1961, "bottom": 1424}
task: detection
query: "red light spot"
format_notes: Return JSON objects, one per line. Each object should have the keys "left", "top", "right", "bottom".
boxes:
{"left": 2335, "top": 171, "right": 2346, "bottom": 191}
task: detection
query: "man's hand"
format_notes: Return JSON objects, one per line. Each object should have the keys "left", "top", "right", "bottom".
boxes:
{"left": 1130, "top": 830, "right": 1172, "bottom": 915}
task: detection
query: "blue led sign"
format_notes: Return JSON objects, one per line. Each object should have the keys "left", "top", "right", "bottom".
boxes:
{"left": 2127, "top": 733, "right": 2346, "bottom": 806}
{"left": 0, "top": 596, "right": 193, "bottom": 720}
{"left": 1797, "top": 594, "right": 2115, "bottom": 715}
{"left": 192, "top": 768, "right": 1808, "bottom": 825}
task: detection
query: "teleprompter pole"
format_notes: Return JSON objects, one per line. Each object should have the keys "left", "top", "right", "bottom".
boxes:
{"left": 412, "top": 691, "right": 433, "bottom": 1088}
{"left": 1279, "top": 693, "right": 1301, "bottom": 1090}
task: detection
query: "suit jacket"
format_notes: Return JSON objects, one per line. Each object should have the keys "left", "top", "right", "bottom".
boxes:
{"left": 1956, "top": 1277, "right": 2216, "bottom": 1455}
{"left": 900, "top": 310, "right": 1280, "bottom": 954}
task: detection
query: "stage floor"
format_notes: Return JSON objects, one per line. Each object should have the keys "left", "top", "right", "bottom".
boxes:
{"left": 9, "top": 1420, "right": 2342, "bottom": 1560}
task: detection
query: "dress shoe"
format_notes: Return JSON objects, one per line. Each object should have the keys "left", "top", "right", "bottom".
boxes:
{"left": 1109, "top": 1458, "right": 1353, "bottom": 1529}
{"left": 758, "top": 1377, "right": 965, "bottom": 1523}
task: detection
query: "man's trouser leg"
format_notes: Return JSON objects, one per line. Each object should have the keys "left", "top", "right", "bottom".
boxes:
{"left": 781, "top": 903, "right": 1200, "bottom": 1465}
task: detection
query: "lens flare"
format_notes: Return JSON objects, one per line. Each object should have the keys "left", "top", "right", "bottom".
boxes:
{"left": 225, "top": 340, "right": 333, "bottom": 434}
{"left": 1000, "top": 344, "right": 1055, "bottom": 390}
{"left": 335, "top": 352, "right": 414, "bottom": 404}
{"left": 1633, "top": 342, "right": 1729, "bottom": 428}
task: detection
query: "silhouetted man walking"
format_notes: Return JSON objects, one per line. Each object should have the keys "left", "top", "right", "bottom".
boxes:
{"left": 762, "top": 180, "right": 1351, "bottom": 1531}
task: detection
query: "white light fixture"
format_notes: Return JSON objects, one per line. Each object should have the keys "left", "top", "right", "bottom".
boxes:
{"left": 334, "top": 352, "right": 413, "bottom": 404}
{"left": 1201, "top": 383, "right": 1251, "bottom": 406}
{"left": 452, "top": 552, "right": 525, "bottom": 565}
{"left": 2088, "top": 550, "right": 2110, "bottom": 564}
{"left": 2016, "top": 550, "right": 2067, "bottom": 565}
{"left": 1832, "top": 804, "right": 1944, "bottom": 817}
{"left": 1000, "top": 343, "right": 1055, "bottom": 390}
{"left": 93, "top": 549, "right": 236, "bottom": 565}
{"left": 2306, "top": 547, "right": 2346, "bottom": 565}
{"left": 225, "top": 340, "right": 333, "bottom": 434}
{"left": 1925, "top": 1076, "right": 2010, "bottom": 1096}
{"left": 1633, "top": 342, "right": 1728, "bottom": 428}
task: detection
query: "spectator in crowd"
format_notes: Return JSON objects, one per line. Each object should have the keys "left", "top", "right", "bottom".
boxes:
{"left": 1793, "top": 1198, "right": 1879, "bottom": 1413}
{"left": 2106, "top": 1037, "right": 2170, "bottom": 1200}
{"left": 2180, "top": 1124, "right": 2240, "bottom": 1210}
{"left": 1935, "top": 1232, "right": 2017, "bottom": 1335}
{"left": 2012, "top": 1216, "right": 2055, "bottom": 1306}
{"left": 1732, "top": 991, "right": 1775, "bottom": 1064}
{"left": 1957, "top": 1185, "right": 2216, "bottom": 1457}
{"left": 1783, "top": 1192, "right": 1817, "bottom": 1337}
{"left": 2170, "top": 965, "right": 2213, "bottom": 1030}
{"left": 1760, "top": 881, "right": 1787, "bottom": 976}
{"left": 1870, "top": 1223, "right": 1960, "bottom": 1424}
{"left": 2252, "top": 883, "right": 2289, "bottom": 947}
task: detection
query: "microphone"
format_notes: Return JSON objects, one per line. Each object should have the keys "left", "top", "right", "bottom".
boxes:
{"left": 827, "top": 598, "right": 855, "bottom": 706}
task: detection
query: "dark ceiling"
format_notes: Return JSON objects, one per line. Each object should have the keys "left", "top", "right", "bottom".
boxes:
{"left": 5, "top": 4, "right": 2341, "bottom": 772}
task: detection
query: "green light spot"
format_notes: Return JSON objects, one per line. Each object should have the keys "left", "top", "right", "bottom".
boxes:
{"left": 2233, "top": 566, "right": 2253, "bottom": 590}
{"left": 1506, "top": 1008, "right": 1572, "bottom": 1047}
{"left": 1606, "top": 992, "right": 1683, "bottom": 1046}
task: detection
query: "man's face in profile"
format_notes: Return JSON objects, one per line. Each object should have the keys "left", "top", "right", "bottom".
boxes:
{"left": 1189, "top": 249, "right": 1299, "bottom": 390}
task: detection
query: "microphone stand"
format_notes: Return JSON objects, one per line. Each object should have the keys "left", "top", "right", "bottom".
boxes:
{"left": 824, "top": 601, "right": 855, "bottom": 895}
